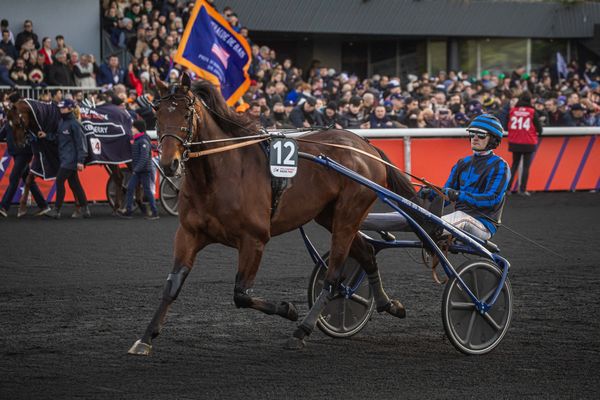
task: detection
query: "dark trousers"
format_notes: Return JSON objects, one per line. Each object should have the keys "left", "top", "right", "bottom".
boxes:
{"left": 55, "top": 167, "right": 88, "bottom": 210}
{"left": 126, "top": 171, "right": 157, "bottom": 214}
{"left": 1, "top": 154, "right": 47, "bottom": 210}
{"left": 508, "top": 151, "right": 534, "bottom": 192}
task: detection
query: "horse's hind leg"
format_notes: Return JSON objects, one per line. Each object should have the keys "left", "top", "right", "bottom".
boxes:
{"left": 348, "top": 235, "right": 406, "bottom": 319}
{"left": 233, "top": 236, "right": 298, "bottom": 321}
{"left": 286, "top": 203, "right": 367, "bottom": 349}
{"left": 128, "top": 226, "right": 207, "bottom": 356}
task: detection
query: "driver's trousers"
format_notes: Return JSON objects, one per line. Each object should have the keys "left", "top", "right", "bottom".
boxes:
{"left": 442, "top": 211, "right": 491, "bottom": 240}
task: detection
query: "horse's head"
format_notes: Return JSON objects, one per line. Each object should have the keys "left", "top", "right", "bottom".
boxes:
{"left": 155, "top": 72, "right": 200, "bottom": 176}
{"left": 6, "top": 101, "right": 33, "bottom": 147}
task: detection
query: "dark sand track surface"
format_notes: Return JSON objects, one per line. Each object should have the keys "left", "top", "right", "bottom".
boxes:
{"left": 1, "top": 192, "right": 599, "bottom": 399}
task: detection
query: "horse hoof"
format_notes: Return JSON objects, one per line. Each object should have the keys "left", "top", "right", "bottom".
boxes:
{"left": 377, "top": 300, "right": 406, "bottom": 319}
{"left": 128, "top": 339, "right": 152, "bottom": 356}
{"left": 387, "top": 300, "right": 406, "bottom": 319}
{"left": 285, "top": 302, "right": 299, "bottom": 321}
{"left": 284, "top": 337, "right": 305, "bottom": 350}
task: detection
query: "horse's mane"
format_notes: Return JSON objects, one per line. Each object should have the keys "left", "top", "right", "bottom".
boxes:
{"left": 191, "top": 80, "right": 260, "bottom": 137}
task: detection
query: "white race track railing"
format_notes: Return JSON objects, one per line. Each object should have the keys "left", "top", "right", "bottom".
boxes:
{"left": 146, "top": 127, "right": 599, "bottom": 174}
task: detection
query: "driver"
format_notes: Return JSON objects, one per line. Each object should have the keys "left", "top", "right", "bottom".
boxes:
{"left": 362, "top": 114, "right": 509, "bottom": 241}
{"left": 422, "top": 113, "right": 510, "bottom": 240}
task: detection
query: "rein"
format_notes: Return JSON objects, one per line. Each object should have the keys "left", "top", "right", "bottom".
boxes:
{"left": 158, "top": 92, "right": 446, "bottom": 199}
{"left": 294, "top": 137, "right": 449, "bottom": 201}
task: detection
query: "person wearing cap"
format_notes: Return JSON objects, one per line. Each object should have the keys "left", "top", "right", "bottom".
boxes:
{"left": 44, "top": 99, "right": 90, "bottom": 219}
{"left": 289, "top": 96, "right": 324, "bottom": 128}
{"left": 322, "top": 101, "right": 345, "bottom": 129}
{"left": 562, "top": 103, "right": 593, "bottom": 127}
{"left": 505, "top": 92, "right": 542, "bottom": 196}
{"left": 119, "top": 119, "right": 159, "bottom": 220}
{"left": 420, "top": 114, "right": 509, "bottom": 240}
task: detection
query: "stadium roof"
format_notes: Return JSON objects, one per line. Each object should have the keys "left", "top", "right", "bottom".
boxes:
{"left": 222, "top": 0, "right": 600, "bottom": 38}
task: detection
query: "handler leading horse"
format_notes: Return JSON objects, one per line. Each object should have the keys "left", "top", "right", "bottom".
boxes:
{"left": 129, "top": 74, "right": 429, "bottom": 354}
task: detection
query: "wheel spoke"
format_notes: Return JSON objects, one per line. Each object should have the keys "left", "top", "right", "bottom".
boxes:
{"left": 483, "top": 312, "right": 502, "bottom": 331}
{"left": 450, "top": 301, "right": 475, "bottom": 310}
{"left": 463, "top": 310, "right": 477, "bottom": 346}
{"left": 481, "top": 286, "right": 497, "bottom": 303}
{"left": 162, "top": 193, "right": 177, "bottom": 199}
{"left": 471, "top": 268, "right": 479, "bottom": 297}
{"left": 349, "top": 293, "right": 370, "bottom": 307}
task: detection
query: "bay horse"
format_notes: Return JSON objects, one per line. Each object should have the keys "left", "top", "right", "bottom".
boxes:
{"left": 128, "top": 74, "right": 432, "bottom": 355}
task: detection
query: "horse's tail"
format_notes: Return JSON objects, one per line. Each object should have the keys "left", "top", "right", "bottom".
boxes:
{"left": 373, "top": 147, "right": 418, "bottom": 202}
{"left": 373, "top": 146, "right": 442, "bottom": 240}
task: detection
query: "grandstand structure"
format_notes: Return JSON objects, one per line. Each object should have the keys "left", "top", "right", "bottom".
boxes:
{"left": 225, "top": 0, "right": 600, "bottom": 79}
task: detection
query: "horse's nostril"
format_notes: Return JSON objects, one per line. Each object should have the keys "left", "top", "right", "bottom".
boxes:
{"left": 172, "top": 158, "right": 180, "bottom": 171}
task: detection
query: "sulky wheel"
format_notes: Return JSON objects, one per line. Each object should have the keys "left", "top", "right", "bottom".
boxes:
{"left": 442, "top": 259, "right": 513, "bottom": 355}
{"left": 308, "top": 252, "right": 375, "bottom": 338}
{"left": 159, "top": 175, "right": 182, "bottom": 216}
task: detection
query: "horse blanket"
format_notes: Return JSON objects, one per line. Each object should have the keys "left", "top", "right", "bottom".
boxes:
{"left": 25, "top": 100, "right": 133, "bottom": 180}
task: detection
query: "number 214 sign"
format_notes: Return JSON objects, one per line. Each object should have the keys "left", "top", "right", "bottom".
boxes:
{"left": 269, "top": 138, "right": 298, "bottom": 178}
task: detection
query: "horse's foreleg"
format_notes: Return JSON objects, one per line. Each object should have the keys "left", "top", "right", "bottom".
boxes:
{"left": 348, "top": 235, "right": 405, "bottom": 319}
{"left": 233, "top": 237, "right": 298, "bottom": 321}
{"left": 128, "top": 226, "right": 207, "bottom": 356}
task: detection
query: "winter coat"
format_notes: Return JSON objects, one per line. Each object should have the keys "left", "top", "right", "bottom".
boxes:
{"left": 56, "top": 112, "right": 87, "bottom": 170}
{"left": 131, "top": 132, "right": 153, "bottom": 173}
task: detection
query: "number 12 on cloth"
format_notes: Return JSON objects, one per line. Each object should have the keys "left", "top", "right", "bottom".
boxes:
{"left": 269, "top": 138, "right": 298, "bottom": 178}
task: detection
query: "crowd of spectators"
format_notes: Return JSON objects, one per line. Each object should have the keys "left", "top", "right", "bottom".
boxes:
{"left": 1, "top": 0, "right": 600, "bottom": 129}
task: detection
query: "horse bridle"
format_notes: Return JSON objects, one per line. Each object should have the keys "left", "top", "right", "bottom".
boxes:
{"left": 156, "top": 92, "right": 202, "bottom": 162}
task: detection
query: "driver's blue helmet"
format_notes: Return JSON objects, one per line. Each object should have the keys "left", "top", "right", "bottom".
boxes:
{"left": 467, "top": 114, "right": 504, "bottom": 139}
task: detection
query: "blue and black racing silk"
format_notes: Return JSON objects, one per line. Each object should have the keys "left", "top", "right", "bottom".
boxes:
{"left": 444, "top": 152, "right": 510, "bottom": 235}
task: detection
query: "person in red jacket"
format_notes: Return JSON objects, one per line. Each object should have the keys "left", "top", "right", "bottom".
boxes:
{"left": 506, "top": 92, "right": 543, "bottom": 196}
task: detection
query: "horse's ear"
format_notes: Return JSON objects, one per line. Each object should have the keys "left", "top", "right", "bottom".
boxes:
{"left": 155, "top": 72, "right": 168, "bottom": 97}
{"left": 181, "top": 72, "right": 191, "bottom": 92}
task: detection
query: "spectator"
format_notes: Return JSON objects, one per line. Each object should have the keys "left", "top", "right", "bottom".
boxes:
{"left": 271, "top": 100, "right": 293, "bottom": 129}
{"left": 289, "top": 97, "right": 324, "bottom": 128}
{"left": 28, "top": 52, "right": 47, "bottom": 85}
{"left": 0, "top": 19, "right": 15, "bottom": 44}
{"left": 322, "top": 102, "right": 345, "bottom": 129}
{"left": 9, "top": 57, "right": 29, "bottom": 85}
{"left": 343, "top": 96, "right": 368, "bottom": 129}
{"left": 369, "top": 105, "right": 394, "bottom": 129}
{"left": 125, "top": 2, "right": 144, "bottom": 26}
{"left": 544, "top": 98, "right": 563, "bottom": 126}
{"left": 562, "top": 103, "right": 593, "bottom": 127}
{"left": 533, "top": 98, "right": 550, "bottom": 126}
{"left": 15, "top": 20, "right": 40, "bottom": 51}
{"left": 53, "top": 35, "right": 72, "bottom": 55}
{"left": 40, "top": 37, "right": 54, "bottom": 65}
{"left": 0, "top": 30, "right": 18, "bottom": 60}
{"left": 47, "top": 51, "right": 75, "bottom": 86}
{"left": 437, "top": 107, "right": 456, "bottom": 128}
{"left": 74, "top": 54, "right": 96, "bottom": 87}
{"left": 97, "top": 54, "right": 128, "bottom": 87}
{"left": 0, "top": 57, "right": 16, "bottom": 87}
